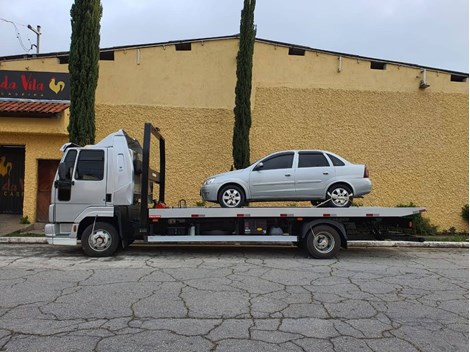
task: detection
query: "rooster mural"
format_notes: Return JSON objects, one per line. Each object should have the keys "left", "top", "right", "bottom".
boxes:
{"left": 49, "top": 77, "right": 66, "bottom": 94}
{"left": 0, "top": 156, "right": 13, "bottom": 177}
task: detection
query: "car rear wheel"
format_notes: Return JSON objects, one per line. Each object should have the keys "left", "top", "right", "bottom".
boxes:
{"left": 218, "top": 185, "right": 245, "bottom": 208}
{"left": 327, "top": 184, "right": 353, "bottom": 208}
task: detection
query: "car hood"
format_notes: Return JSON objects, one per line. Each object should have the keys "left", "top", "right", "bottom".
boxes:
{"left": 206, "top": 168, "right": 249, "bottom": 181}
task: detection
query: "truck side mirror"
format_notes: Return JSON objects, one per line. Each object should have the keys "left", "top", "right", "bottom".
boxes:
{"left": 134, "top": 159, "right": 143, "bottom": 175}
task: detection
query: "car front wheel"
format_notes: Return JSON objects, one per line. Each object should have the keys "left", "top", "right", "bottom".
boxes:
{"left": 218, "top": 185, "right": 245, "bottom": 208}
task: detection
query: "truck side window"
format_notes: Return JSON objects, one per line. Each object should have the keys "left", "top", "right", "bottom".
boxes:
{"left": 63, "top": 150, "right": 77, "bottom": 178}
{"left": 75, "top": 150, "right": 104, "bottom": 181}
{"left": 58, "top": 150, "right": 77, "bottom": 201}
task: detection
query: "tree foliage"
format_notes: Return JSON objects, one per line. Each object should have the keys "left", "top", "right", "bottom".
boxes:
{"left": 68, "top": 0, "right": 102, "bottom": 145}
{"left": 233, "top": 0, "right": 256, "bottom": 169}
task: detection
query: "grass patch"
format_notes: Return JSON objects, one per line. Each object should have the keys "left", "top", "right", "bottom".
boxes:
{"left": 423, "top": 235, "right": 469, "bottom": 242}
{"left": 5, "top": 231, "right": 45, "bottom": 238}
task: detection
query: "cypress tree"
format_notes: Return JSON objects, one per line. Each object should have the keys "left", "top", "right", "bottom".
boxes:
{"left": 233, "top": 0, "right": 256, "bottom": 169}
{"left": 68, "top": 0, "right": 102, "bottom": 145}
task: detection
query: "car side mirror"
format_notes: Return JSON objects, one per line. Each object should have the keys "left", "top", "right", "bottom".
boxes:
{"left": 254, "top": 162, "right": 264, "bottom": 171}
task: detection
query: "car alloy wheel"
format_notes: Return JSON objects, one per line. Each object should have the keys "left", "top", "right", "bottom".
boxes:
{"left": 218, "top": 185, "right": 245, "bottom": 208}
{"left": 327, "top": 185, "right": 353, "bottom": 207}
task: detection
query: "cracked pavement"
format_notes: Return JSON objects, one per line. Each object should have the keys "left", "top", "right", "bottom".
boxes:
{"left": 0, "top": 244, "right": 467, "bottom": 351}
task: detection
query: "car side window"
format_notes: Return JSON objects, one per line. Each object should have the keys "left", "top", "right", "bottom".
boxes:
{"left": 261, "top": 153, "right": 294, "bottom": 170}
{"left": 298, "top": 152, "right": 330, "bottom": 167}
{"left": 326, "top": 153, "right": 345, "bottom": 166}
{"left": 75, "top": 150, "right": 105, "bottom": 181}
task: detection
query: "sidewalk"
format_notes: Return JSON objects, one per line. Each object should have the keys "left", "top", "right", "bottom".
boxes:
{"left": 0, "top": 214, "right": 35, "bottom": 236}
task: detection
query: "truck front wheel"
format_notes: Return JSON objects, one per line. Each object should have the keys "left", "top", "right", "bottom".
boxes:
{"left": 81, "top": 222, "right": 120, "bottom": 257}
{"left": 304, "top": 225, "right": 341, "bottom": 259}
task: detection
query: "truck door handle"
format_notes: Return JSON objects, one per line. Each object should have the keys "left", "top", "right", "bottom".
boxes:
{"left": 285, "top": 173, "right": 291, "bottom": 177}
{"left": 323, "top": 172, "right": 329, "bottom": 175}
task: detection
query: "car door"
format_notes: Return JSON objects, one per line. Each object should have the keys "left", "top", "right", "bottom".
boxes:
{"left": 294, "top": 151, "right": 335, "bottom": 197}
{"left": 249, "top": 152, "right": 295, "bottom": 200}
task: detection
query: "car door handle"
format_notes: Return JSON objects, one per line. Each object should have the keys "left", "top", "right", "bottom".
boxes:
{"left": 285, "top": 173, "right": 291, "bottom": 177}
{"left": 323, "top": 172, "right": 329, "bottom": 175}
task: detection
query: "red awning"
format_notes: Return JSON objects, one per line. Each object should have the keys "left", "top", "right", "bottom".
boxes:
{"left": 0, "top": 100, "right": 69, "bottom": 116}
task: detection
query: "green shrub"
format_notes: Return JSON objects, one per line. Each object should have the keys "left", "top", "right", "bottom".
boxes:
{"left": 461, "top": 204, "right": 469, "bottom": 222}
{"left": 195, "top": 201, "right": 206, "bottom": 207}
{"left": 20, "top": 216, "right": 30, "bottom": 224}
{"left": 397, "top": 202, "right": 438, "bottom": 236}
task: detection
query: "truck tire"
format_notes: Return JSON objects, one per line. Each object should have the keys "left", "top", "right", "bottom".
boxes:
{"left": 304, "top": 225, "right": 341, "bottom": 259}
{"left": 81, "top": 222, "right": 120, "bottom": 257}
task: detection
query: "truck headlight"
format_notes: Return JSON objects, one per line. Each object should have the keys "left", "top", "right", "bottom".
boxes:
{"left": 203, "top": 178, "right": 215, "bottom": 186}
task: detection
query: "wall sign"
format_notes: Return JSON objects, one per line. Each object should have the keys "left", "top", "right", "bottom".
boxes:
{"left": 0, "top": 70, "right": 70, "bottom": 101}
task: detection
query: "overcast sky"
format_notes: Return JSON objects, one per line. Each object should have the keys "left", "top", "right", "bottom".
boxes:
{"left": 0, "top": 0, "right": 468, "bottom": 72}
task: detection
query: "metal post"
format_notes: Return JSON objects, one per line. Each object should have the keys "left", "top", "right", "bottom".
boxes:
{"left": 27, "top": 24, "right": 41, "bottom": 54}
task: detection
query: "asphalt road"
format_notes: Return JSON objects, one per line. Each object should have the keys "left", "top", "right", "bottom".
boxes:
{"left": 0, "top": 244, "right": 468, "bottom": 352}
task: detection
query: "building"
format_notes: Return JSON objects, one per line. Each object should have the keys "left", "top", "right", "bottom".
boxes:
{"left": 0, "top": 35, "right": 468, "bottom": 230}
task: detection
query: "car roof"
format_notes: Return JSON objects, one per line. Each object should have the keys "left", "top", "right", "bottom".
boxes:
{"left": 257, "top": 150, "right": 352, "bottom": 164}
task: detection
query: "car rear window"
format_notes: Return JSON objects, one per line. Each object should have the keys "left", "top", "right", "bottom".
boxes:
{"left": 298, "top": 152, "right": 330, "bottom": 167}
{"left": 326, "top": 153, "right": 345, "bottom": 166}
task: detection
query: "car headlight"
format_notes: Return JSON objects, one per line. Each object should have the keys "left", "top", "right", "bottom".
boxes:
{"left": 203, "top": 178, "right": 216, "bottom": 186}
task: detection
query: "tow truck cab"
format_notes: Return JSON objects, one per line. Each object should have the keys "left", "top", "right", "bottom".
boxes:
{"left": 46, "top": 124, "right": 164, "bottom": 248}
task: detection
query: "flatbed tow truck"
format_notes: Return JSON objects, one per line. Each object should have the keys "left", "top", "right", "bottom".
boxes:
{"left": 46, "top": 123, "right": 425, "bottom": 258}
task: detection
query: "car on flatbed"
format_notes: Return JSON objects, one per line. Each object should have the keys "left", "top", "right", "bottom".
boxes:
{"left": 201, "top": 150, "right": 371, "bottom": 208}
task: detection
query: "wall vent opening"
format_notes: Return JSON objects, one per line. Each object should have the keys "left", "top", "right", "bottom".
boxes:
{"left": 100, "top": 51, "right": 115, "bottom": 61}
{"left": 175, "top": 43, "right": 192, "bottom": 51}
{"left": 450, "top": 74, "right": 467, "bottom": 82}
{"left": 58, "top": 56, "right": 69, "bottom": 64}
{"left": 288, "top": 47, "right": 305, "bottom": 56}
{"left": 370, "top": 61, "right": 386, "bottom": 70}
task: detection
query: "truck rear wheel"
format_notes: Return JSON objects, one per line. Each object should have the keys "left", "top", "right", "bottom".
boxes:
{"left": 304, "top": 225, "right": 341, "bottom": 259}
{"left": 81, "top": 222, "right": 120, "bottom": 257}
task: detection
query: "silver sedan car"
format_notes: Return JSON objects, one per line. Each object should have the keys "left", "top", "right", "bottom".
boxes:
{"left": 200, "top": 150, "right": 371, "bottom": 208}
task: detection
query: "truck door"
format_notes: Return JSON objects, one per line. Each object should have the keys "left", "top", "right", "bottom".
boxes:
{"left": 53, "top": 149, "right": 107, "bottom": 223}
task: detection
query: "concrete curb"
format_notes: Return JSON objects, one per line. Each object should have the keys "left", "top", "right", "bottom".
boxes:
{"left": 348, "top": 240, "right": 469, "bottom": 248}
{"left": 0, "top": 237, "right": 468, "bottom": 248}
{"left": 0, "top": 237, "right": 48, "bottom": 244}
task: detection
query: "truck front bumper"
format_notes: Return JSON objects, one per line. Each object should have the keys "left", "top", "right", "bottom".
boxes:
{"left": 45, "top": 223, "right": 78, "bottom": 246}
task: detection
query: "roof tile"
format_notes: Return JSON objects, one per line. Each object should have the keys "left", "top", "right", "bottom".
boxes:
{"left": 0, "top": 101, "right": 69, "bottom": 115}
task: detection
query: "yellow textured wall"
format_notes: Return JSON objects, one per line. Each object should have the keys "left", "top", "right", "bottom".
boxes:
{"left": 93, "top": 86, "right": 469, "bottom": 231}
{"left": 0, "top": 133, "right": 68, "bottom": 221}
{"left": 251, "top": 87, "right": 469, "bottom": 230}
{"left": 94, "top": 105, "right": 234, "bottom": 203}
{"left": 0, "top": 38, "right": 468, "bottom": 230}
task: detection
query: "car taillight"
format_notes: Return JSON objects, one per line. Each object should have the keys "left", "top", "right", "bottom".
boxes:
{"left": 364, "top": 166, "right": 369, "bottom": 178}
